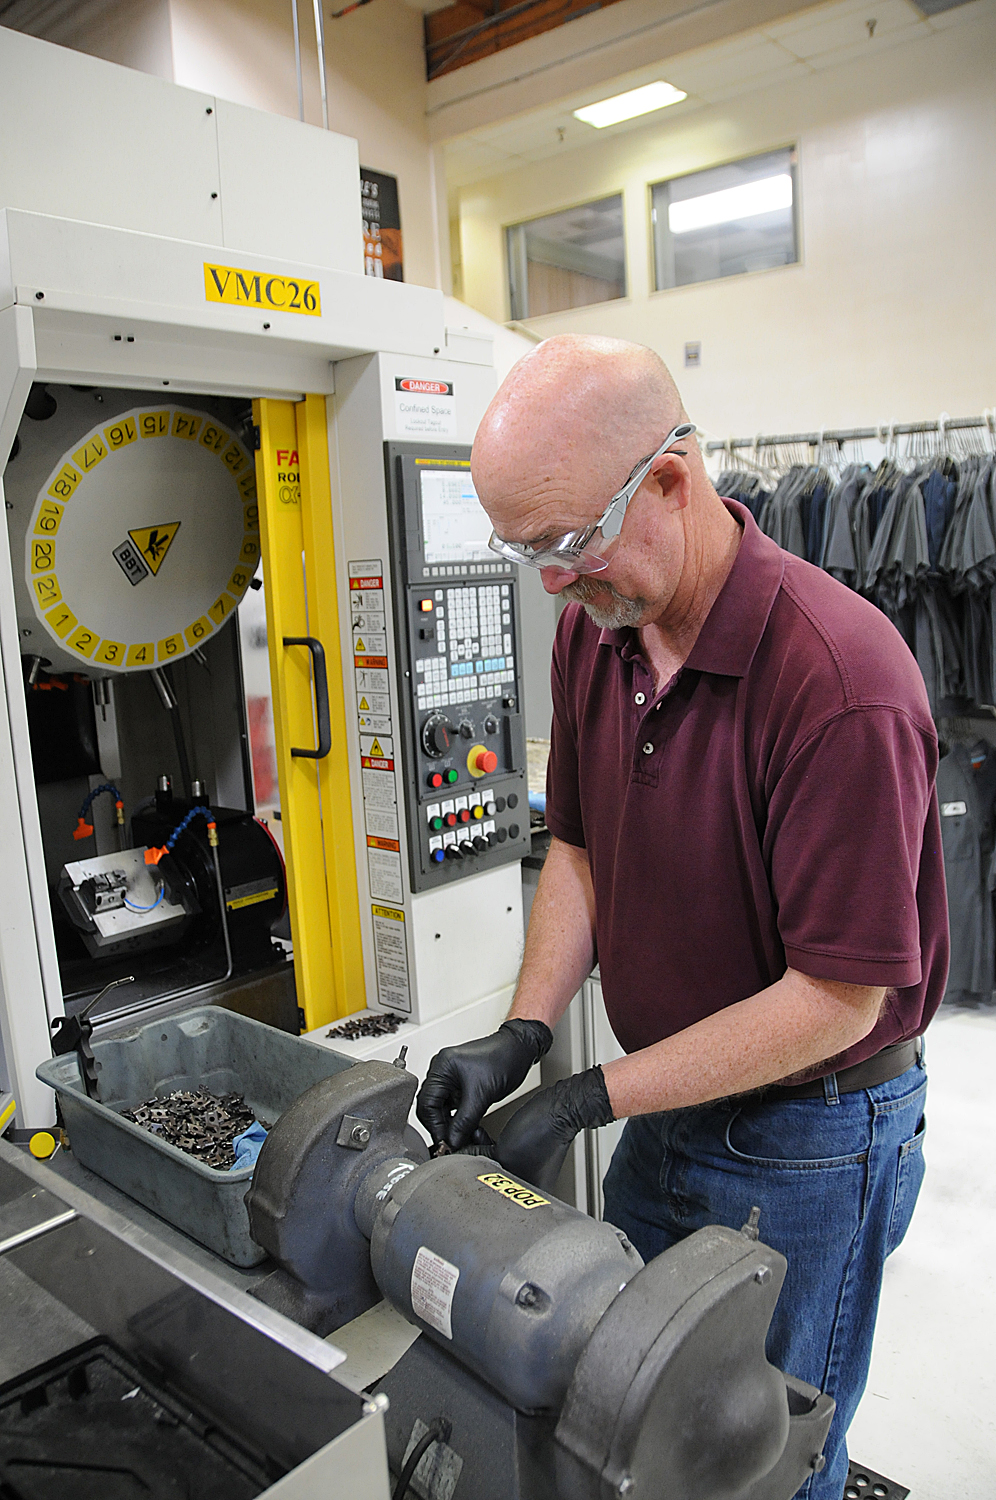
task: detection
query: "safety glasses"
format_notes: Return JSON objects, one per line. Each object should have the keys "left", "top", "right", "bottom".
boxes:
{"left": 488, "top": 421, "right": 696, "bottom": 574}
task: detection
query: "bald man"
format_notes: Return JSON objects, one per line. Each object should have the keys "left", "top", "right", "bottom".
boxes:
{"left": 416, "top": 336, "right": 946, "bottom": 1498}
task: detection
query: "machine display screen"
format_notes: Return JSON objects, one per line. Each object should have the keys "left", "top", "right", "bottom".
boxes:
{"left": 419, "top": 468, "right": 493, "bottom": 565}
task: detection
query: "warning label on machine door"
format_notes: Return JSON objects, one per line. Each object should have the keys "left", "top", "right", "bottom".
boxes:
{"left": 351, "top": 558, "right": 405, "bottom": 904}
{"left": 372, "top": 903, "right": 411, "bottom": 1012}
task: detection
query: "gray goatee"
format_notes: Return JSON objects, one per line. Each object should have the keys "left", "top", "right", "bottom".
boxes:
{"left": 561, "top": 576, "right": 648, "bottom": 630}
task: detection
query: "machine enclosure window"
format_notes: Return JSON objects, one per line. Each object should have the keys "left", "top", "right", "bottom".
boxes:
{"left": 651, "top": 147, "right": 799, "bottom": 292}
{"left": 506, "top": 195, "right": 626, "bottom": 321}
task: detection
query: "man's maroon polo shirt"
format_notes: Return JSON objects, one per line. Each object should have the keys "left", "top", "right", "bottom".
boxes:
{"left": 545, "top": 501, "right": 948, "bottom": 1072}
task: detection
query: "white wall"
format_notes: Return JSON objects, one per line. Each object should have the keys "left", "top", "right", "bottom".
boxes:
{"left": 2, "top": 0, "right": 442, "bottom": 291}
{"left": 167, "top": 0, "right": 441, "bottom": 289}
{"left": 454, "top": 4, "right": 996, "bottom": 439}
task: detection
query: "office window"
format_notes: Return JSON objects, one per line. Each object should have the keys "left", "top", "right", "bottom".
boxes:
{"left": 507, "top": 195, "right": 626, "bottom": 321}
{"left": 651, "top": 148, "right": 798, "bottom": 291}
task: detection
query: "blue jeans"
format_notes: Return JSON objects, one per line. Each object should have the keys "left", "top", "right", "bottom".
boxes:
{"left": 602, "top": 1059, "right": 927, "bottom": 1500}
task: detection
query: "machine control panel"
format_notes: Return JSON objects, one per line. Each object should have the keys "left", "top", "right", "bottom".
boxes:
{"left": 386, "top": 444, "right": 529, "bottom": 891}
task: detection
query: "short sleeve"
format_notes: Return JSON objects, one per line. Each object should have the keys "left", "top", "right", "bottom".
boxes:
{"left": 544, "top": 613, "right": 586, "bottom": 849}
{"left": 767, "top": 706, "right": 934, "bottom": 986}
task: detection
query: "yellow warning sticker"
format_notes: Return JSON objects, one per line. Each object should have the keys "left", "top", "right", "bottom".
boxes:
{"left": 369, "top": 737, "right": 385, "bottom": 757}
{"left": 477, "top": 1173, "right": 549, "bottom": 1210}
{"left": 203, "top": 262, "right": 321, "bottom": 317}
{"left": 372, "top": 905, "right": 405, "bottom": 922}
{"left": 359, "top": 696, "right": 371, "bottom": 711}
{"left": 128, "top": 522, "right": 180, "bottom": 577}
{"left": 355, "top": 637, "right": 367, "bottom": 652}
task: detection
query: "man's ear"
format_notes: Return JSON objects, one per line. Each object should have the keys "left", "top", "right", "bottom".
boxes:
{"left": 651, "top": 454, "right": 692, "bottom": 512}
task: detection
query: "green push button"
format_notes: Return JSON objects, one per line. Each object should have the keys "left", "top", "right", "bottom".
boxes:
{"left": 430, "top": 816, "right": 444, "bottom": 831}
{"left": 445, "top": 768, "right": 459, "bottom": 784}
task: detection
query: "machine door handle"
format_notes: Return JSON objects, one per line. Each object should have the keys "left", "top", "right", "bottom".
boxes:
{"left": 283, "top": 637, "right": 332, "bottom": 760}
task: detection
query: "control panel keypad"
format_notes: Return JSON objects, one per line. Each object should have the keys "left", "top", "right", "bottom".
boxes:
{"left": 416, "top": 583, "right": 515, "bottom": 711}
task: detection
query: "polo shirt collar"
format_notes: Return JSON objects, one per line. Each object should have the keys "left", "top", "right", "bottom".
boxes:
{"left": 598, "top": 500, "right": 785, "bottom": 679}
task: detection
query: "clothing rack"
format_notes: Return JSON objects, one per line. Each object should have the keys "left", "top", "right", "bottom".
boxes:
{"left": 704, "top": 413, "right": 996, "bottom": 453}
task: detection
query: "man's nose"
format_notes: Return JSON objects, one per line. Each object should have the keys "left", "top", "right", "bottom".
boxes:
{"left": 540, "top": 564, "right": 579, "bottom": 593}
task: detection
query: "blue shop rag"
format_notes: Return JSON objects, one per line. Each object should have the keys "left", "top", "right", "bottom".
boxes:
{"left": 230, "top": 1120, "right": 267, "bottom": 1171}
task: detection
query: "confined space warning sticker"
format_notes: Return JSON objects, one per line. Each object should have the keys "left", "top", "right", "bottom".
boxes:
{"left": 411, "top": 1245, "right": 459, "bottom": 1339}
{"left": 477, "top": 1173, "right": 549, "bottom": 1210}
{"left": 395, "top": 377, "right": 456, "bottom": 439}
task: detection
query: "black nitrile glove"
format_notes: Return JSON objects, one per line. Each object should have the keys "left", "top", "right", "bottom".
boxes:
{"left": 416, "top": 1019, "right": 553, "bottom": 1150}
{"left": 495, "top": 1066, "right": 615, "bottom": 1192}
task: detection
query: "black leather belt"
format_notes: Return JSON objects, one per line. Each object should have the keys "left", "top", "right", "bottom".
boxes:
{"left": 763, "top": 1038, "right": 922, "bottom": 1101}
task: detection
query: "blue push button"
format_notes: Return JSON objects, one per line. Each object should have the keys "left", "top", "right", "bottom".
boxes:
{"left": 431, "top": 848, "right": 446, "bottom": 863}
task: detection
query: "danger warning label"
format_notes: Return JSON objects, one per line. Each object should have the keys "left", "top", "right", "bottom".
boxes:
{"left": 127, "top": 522, "right": 181, "bottom": 576}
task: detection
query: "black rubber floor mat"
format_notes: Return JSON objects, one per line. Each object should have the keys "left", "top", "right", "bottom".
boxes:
{"left": 0, "top": 1336, "right": 277, "bottom": 1499}
{"left": 847, "top": 1460, "right": 911, "bottom": 1499}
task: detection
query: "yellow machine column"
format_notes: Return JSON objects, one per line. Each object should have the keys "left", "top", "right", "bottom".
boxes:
{"left": 253, "top": 397, "right": 364, "bottom": 1029}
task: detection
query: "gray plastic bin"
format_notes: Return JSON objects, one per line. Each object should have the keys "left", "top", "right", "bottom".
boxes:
{"left": 36, "top": 1005, "right": 353, "bottom": 1267}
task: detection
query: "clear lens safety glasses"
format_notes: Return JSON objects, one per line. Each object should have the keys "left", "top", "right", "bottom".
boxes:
{"left": 488, "top": 422, "right": 696, "bottom": 573}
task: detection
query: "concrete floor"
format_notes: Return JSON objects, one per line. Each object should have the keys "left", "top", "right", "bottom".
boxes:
{"left": 847, "top": 1005, "right": 996, "bottom": 1497}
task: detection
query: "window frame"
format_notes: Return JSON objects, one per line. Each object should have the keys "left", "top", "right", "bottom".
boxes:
{"left": 648, "top": 144, "right": 801, "bottom": 295}
{"left": 505, "top": 190, "right": 628, "bottom": 323}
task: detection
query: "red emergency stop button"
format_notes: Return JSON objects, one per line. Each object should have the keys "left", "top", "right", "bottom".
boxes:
{"left": 467, "top": 743, "right": 497, "bottom": 778}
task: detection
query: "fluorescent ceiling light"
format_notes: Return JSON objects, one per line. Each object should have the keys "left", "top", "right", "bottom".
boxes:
{"left": 574, "top": 81, "right": 687, "bottom": 129}
{"left": 668, "top": 173, "right": 793, "bottom": 234}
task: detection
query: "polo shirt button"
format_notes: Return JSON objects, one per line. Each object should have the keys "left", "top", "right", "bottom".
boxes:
{"left": 642, "top": 742, "right": 654, "bottom": 755}
{"left": 634, "top": 692, "right": 646, "bottom": 705}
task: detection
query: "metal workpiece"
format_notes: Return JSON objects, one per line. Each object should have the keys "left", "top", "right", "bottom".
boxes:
{"left": 245, "top": 1059, "right": 428, "bottom": 1335}
{"left": 554, "top": 1225, "right": 834, "bottom": 1500}
{"left": 369, "top": 1153, "right": 644, "bottom": 1414}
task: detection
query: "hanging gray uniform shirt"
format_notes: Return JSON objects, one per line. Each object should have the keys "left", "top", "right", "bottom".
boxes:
{"left": 937, "top": 740, "right": 996, "bottom": 1004}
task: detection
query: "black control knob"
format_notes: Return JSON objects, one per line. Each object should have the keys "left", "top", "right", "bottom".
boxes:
{"left": 486, "top": 832, "right": 500, "bottom": 847}
{"left": 459, "top": 720, "right": 475, "bottom": 739}
{"left": 507, "top": 793, "right": 518, "bottom": 810}
{"left": 509, "top": 823, "right": 520, "bottom": 840}
{"left": 483, "top": 714, "right": 499, "bottom": 736}
{"left": 472, "top": 836, "right": 488, "bottom": 853}
{"left": 495, "top": 796, "right": 506, "bottom": 813}
{"left": 422, "top": 714, "right": 454, "bottom": 759}
{"left": 445, "top": 844, "right": 463, "bottom": 861}
{"left": 459, "top": 839, "right": 476, "bottom": 857}
{"left": 497, "top": 827, "right": 508, "bottom": 843}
